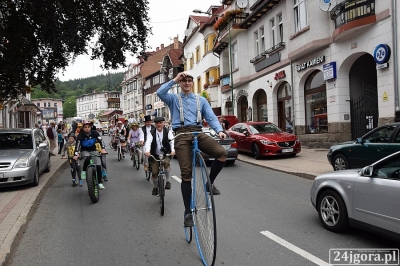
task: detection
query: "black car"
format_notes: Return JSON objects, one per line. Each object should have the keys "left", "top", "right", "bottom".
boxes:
{"left": 327, "top": 123, "right": 400, "bottom": 170}
{"left": 201, "top": 127, "right": 238, "bottom": 165}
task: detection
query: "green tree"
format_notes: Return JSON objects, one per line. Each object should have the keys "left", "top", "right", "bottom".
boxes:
{"left": 63, "top": 96, "right": 77, "bottom": 118}
{"left": 0, "top": 1, "right": 150, "bottom": 100}
{"left": 96, "top": 110, "right": 106, "bottom": 120}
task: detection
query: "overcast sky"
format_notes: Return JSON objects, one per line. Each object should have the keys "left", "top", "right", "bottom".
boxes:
{"left": 57, "top": 0, "right": 219, "bottom": 81}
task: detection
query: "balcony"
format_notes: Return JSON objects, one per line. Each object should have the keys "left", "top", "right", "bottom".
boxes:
{"left": 262, "top": 42, "right": 285, "bottom": 56}
{"left": 213, "top": 13, "right": 248, "bottom": 55}
{"left": 330, "top": 0, "right": 375, "bottom": 29}
{"left": 241, "top": 0, "right": 282, "bottom": 29}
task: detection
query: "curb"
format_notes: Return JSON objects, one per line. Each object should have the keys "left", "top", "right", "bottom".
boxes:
{"left": 2, "top": 160, "right": 68, "bottom": 266}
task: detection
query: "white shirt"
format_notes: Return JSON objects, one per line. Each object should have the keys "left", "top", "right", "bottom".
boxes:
{"left": 145, "top": 128, "right": 175, "bottom": 155}
{"left": 128, "top": 117, "right": 136, "bottom": 123}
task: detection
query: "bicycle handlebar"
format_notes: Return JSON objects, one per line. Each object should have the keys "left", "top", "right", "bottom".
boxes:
{"left": 148, "top": 154, "right": 171, "bottom": 162}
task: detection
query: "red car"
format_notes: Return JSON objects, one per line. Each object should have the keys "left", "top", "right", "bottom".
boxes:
{"left": 226, "top": 122, "right": 301, "bottom": 159}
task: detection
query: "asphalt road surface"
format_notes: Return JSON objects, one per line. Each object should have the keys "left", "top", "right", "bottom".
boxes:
{"left": 10, "top": 136, "right": 398, "bottom": 265}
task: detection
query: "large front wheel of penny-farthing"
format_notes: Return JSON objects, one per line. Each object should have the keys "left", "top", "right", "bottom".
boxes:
{"left": 192, "top": 152, "right": 216, "bottom": 266}
{"left": 86, "top": 166, "right": 99, "bottom": 203}
{"left": 158, "top": 172, "right": 165, "bottom": 216}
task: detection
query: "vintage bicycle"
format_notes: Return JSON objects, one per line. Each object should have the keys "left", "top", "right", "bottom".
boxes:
{"left": 173, "top": 131, "right": 217, "bottom": 266}
{"left": 148, "top": 153, "right": 171, "bottom": 216}
{"left": 129, "top": 141, "right": 142, "bottom": 170}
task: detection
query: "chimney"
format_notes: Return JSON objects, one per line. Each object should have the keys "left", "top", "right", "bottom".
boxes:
{"left": 156, "top": 47, "right": 159, "bottom": 52}
{"left": 174, "top": 37, "right": 179, "bottom": 49}
{"left": 161, "top": 44, "right": 164, "bottom": 49}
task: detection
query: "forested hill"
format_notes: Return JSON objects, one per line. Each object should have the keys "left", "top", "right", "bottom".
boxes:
{"left": 31, "top": 72, "right": 124, "bottom": 100}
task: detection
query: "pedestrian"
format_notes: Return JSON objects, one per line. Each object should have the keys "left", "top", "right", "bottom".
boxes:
{"left": 61, "top": 133, "right": 82, "bottom": 187}
{"left": 157, "top": 71, "right": 227, "bottom": 227}
{"left": 57, "top": 129, "right": 64, "bottom": 154}
{"left": 47, "top": 121, "right": 57, "bottom": 155}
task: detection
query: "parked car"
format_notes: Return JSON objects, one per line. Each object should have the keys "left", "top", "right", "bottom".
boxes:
{"left": 226, "top": 122, "right": 301, "bottom": 159}
{"left": 0, "top": 128, "right": 51, "bottom": 187}
{"left": 311, "top": 150, "right": 400, "bottom": 241}
{"left": 327, "top": 122, "right": 400, "bottom": 171}
{"left": 200, "top": 127, "right": 238, "bottom": 165}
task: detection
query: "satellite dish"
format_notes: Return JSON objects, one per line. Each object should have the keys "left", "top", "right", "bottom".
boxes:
{"left": 237, "top": 0, "right": 248, "bottom": 8}
{"left": 184, "top": 29, "right": 191, "bottom": 36}
{"left": 209, "top": 76, "right": 215, "bottom": 83}
{"left": 318, "top": 0, "right": 336, "bottom": 12}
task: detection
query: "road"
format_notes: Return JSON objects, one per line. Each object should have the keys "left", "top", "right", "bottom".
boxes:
{"left": 10, "top": 136, "right": 398, "bottom": 265}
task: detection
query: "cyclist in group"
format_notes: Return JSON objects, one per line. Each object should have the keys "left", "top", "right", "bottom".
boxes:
{"left": 123, "top": 118, "right": 130, "bottom": 140}
{"left": 61, "top": 132, "right": 82, "bottom": 187}
{"left": 73, "top": 121, "right": 107, "bottom": 190}
{"left": 157, "top": 71, "right": 227, "bottom": 227}
{"left": 75, "top": 123, "right": 82, "bottom": 136}
{"left": 144, "top": 117, "right": 175, "bottom": 195}
{"left": 141, "top": 115, "right": 155, "bottom": 172}
{"left": 127, "top": 121, "right": 144, "bottom": 160}
{"left": 113, "top": 120, "right": 127, "bottom": 158}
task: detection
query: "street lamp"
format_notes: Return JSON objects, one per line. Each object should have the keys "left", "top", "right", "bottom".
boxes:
{"left": 193, "top": 9, "right": 235, "bottom": 115}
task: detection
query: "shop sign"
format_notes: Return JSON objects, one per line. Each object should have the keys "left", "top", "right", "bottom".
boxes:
{"left": 323, "top": 62, "right": 337, "bottom": 80}
{"left": 274, "top": 70, "right": 286, "bottom": 80}
{"left": 295, "top": 56, "right": 325, "bottom": 72}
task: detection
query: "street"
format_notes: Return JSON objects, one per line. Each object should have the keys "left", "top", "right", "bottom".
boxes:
{"left": 10, "top": 136, "right": 398, "bottom": 266}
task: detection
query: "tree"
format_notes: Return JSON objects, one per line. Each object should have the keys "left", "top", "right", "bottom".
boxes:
{"left": 63, "top": 96, "right": 77, "bottom": 118}
{"left": 0, "top": 1, "right": 151, "bottom": 101}
{"left": 96, "top": 110, "right": 105, "bottom": 121}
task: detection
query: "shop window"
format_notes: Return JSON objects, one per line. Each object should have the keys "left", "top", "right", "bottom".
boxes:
{"left": 305, "top": 71, "right": 327, "bottom": 134}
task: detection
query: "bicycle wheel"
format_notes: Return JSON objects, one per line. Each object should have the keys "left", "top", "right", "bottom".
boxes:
{"left": 86, "top": 166, "right": 99, "bottom": 203}
{"left": 184, "top": 213, "right": 193, "bottom": 243}
{"left": 158, "top": 172, "right": 165, "bottom": 216}
{"left": 132, "top": 150, "right": 136, "bottom": 168}
{"left": 135, "top": 150, "right": 140, "bottom": 170}
{"left": 146, "top": 165, "right": 151, "bottom": 181}
{"left": 118, "top": 146, "right": 121, "bottom": 161}
{"left": 192, "top": 152, "right": 216, "bottom": 266}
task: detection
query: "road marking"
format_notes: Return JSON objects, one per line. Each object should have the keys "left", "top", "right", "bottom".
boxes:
{"left": 172, "top": 175, "right": 181, "bottom": 183}
{"left": 260, "top": 230, "right": 331, "bottom": 266}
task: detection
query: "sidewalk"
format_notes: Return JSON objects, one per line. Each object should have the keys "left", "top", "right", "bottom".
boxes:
{"left": 0, "top": 156, "right": 68, "bottom": 266}
{"left": 0, "top": 148, "right": 331, "bottom": 265}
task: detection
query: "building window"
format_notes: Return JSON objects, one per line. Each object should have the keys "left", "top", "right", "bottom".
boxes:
{"left": 260, "top": 27, "right": 265, "bottom": 53}
{"left": 294, "top": 0, "right": 308, "bottom": 32}
{"left": 197, "top": 77, "right": 201, "bottom": 94}
{"left": 48, "top": 102, "right": 50, "bottom": 107}
{"left": 54, "top": 103, "right": 57, "bottom": 107}
{"left": 160, "top": 74, "right": 165, "bottom": 83}
{"left": 232, "top": 42, "right": 238, "bottom": 69}
{"left": 278, "top": 14, "right": 283, "bottom": 42}
{"left": 196, "top": 47, "right": 200, "bottom": 62}
{"left": 270, "top": 18, "right": 275, "bottom": 47}
{"left": 254, "top": 31, "right": 259, "bottom": 56}
{"left": 305, "top": 71, "right": 327, "bottom": 134}
{"left": 37, "top": 103, "right": 40, "bottom": 107}
{"left": 205, "top": 39, "right": 209, "bottom": 53}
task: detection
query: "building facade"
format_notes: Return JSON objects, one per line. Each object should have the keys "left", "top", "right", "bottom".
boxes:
{"left": 76, "top": 91, "right": 121, "bottom": 121}
{"left": 31, "top": 98, "right": 64, "bottom": 124}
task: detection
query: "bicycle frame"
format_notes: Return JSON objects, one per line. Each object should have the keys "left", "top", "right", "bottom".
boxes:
{"left": 80, "top": 152, "right": 107, "bottom": 203}
{"left": 149, "top": 154, "right": 170, "bottom": 216}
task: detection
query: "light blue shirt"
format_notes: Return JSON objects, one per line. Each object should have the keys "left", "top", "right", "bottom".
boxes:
{"left": 157, "top": 80, "right": 223, "bottom": 133}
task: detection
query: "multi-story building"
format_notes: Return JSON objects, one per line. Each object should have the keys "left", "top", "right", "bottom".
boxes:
{"left": 121, "top": 60, "right": 144, "bottom": 121}
{"left": 188, "top": 0, "right": 397, "bottom": 148}
{"left": 32, "top": 98, "right": 64, "bottom": 124}
{"left": 76, "top": 91, "right": 121, "bottom": 121}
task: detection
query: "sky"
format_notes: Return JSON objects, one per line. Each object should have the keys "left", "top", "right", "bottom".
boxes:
{"left": 57, "top": 0, "right": 219, "bottom": 81}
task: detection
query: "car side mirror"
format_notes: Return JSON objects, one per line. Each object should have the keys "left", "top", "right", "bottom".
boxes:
{"left": 361, "top": 165, "right": 373, "bottom": 177}
{"left": 356, "top": 137, "right": 363, "bottom": 143}
{"left": 39, "top": 142, "right": 48, "bottom": 148}
{"left": 242, "top": 130, "right": 248, "bottom": 135}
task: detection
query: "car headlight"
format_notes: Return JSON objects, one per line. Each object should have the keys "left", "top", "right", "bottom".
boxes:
{"left": 14, "top": 158, "right": 29, "bottom": 168}
{"left": 260, "top": 140, "right": 274, "bottom": 145}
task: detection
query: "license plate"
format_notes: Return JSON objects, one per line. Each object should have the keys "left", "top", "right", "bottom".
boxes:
{"left": 282, "top": 148, "right": 293, "bottom": 153}
{"left": 222, "top": 145, "right": 231, "bottom": 150}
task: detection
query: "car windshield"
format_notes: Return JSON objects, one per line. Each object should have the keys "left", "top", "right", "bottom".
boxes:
{"left": 249, "top": 123, "right": 282, "bottom": 134}
{"left": 0, "top": 133, "right": 33, "bottom": 149}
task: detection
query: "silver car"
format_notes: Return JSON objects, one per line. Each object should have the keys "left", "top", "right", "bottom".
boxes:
{"left": 310, "top": 150, "right": 400, "bottom": 241}
{"left": 0, "top": 128, "right": 51, "bottom": 187}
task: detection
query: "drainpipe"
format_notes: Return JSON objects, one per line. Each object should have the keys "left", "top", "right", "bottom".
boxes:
{"left": 392, "top": 0, "right": 399, "bottom": 112}
{"left": 290, "top": 60, "right": 296, "bottom": 135}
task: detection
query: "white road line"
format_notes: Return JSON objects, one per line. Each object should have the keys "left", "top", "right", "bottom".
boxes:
{"left": 260, "top": 230, "right": 331, "bottom": 266}
{"left": 172, "top": 175, "right": 181, "bottom": 183}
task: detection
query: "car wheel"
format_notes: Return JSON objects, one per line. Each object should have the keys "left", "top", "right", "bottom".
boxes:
{"left": 317, "top": 190, "right": 348, "bottom": 232}
{"left": 30, "top": 164, "right": 39, "bottom": 187}
{"left": 333, "top": 154, "right": 349, "bottom": 171}
{"left": 44, "top": 155, "right": 51, "bottom": 173}
{"left": 251, "top": 143, "right": 261, "bottom": 160}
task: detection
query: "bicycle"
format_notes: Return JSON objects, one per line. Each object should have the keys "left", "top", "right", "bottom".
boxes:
{"left": 79, "top": 152, "right": 107, "bottom": 203}
{"left": 144, "top": 156, "right": 151, "bottom": 181}
{"left": 130, "top": 141, "right": 142, "bottom": 170}
{"left": 148, "top": 154, "right": 171, "bottom": 216}
{"left": 114, "top": 134, "right": 123, "bottom": 161}
{"left": 174, "top": 131, "right": 216, "bottom": 266}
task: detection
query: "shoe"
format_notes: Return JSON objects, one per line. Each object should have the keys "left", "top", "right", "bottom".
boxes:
{"left": 212, "top": 185, "right": 221, "bottom": 195}
{"left": 98, "top": 183, "right": 105, "bottom": 190}
{"left": 184, "top": 213, "right": 194, "bottom": 227}
{"left": 165, "top": 181, "right": 171, "bottom": 189}
{"left": 122, "top": 155, "right": 125, "bottom": 159}
{"left": 152, "top": 187, "right": 158, "bottom": 196}
{"left": 144, "top": 165, "right": 148, "bottom": 171}
{"left": 103, "top": 176, "right": 108, "bottom": 182}
{"left": 50, "top": 153, "right": 56, "bottom": 156}
{"left": 81, "top": 171, "right": 86, "bottom": 180}
{"left": 79, "top": 180, "right": 83, "bottom": 186}
{"left": 72, "top": 179, "right": 77, "bottom": 187}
